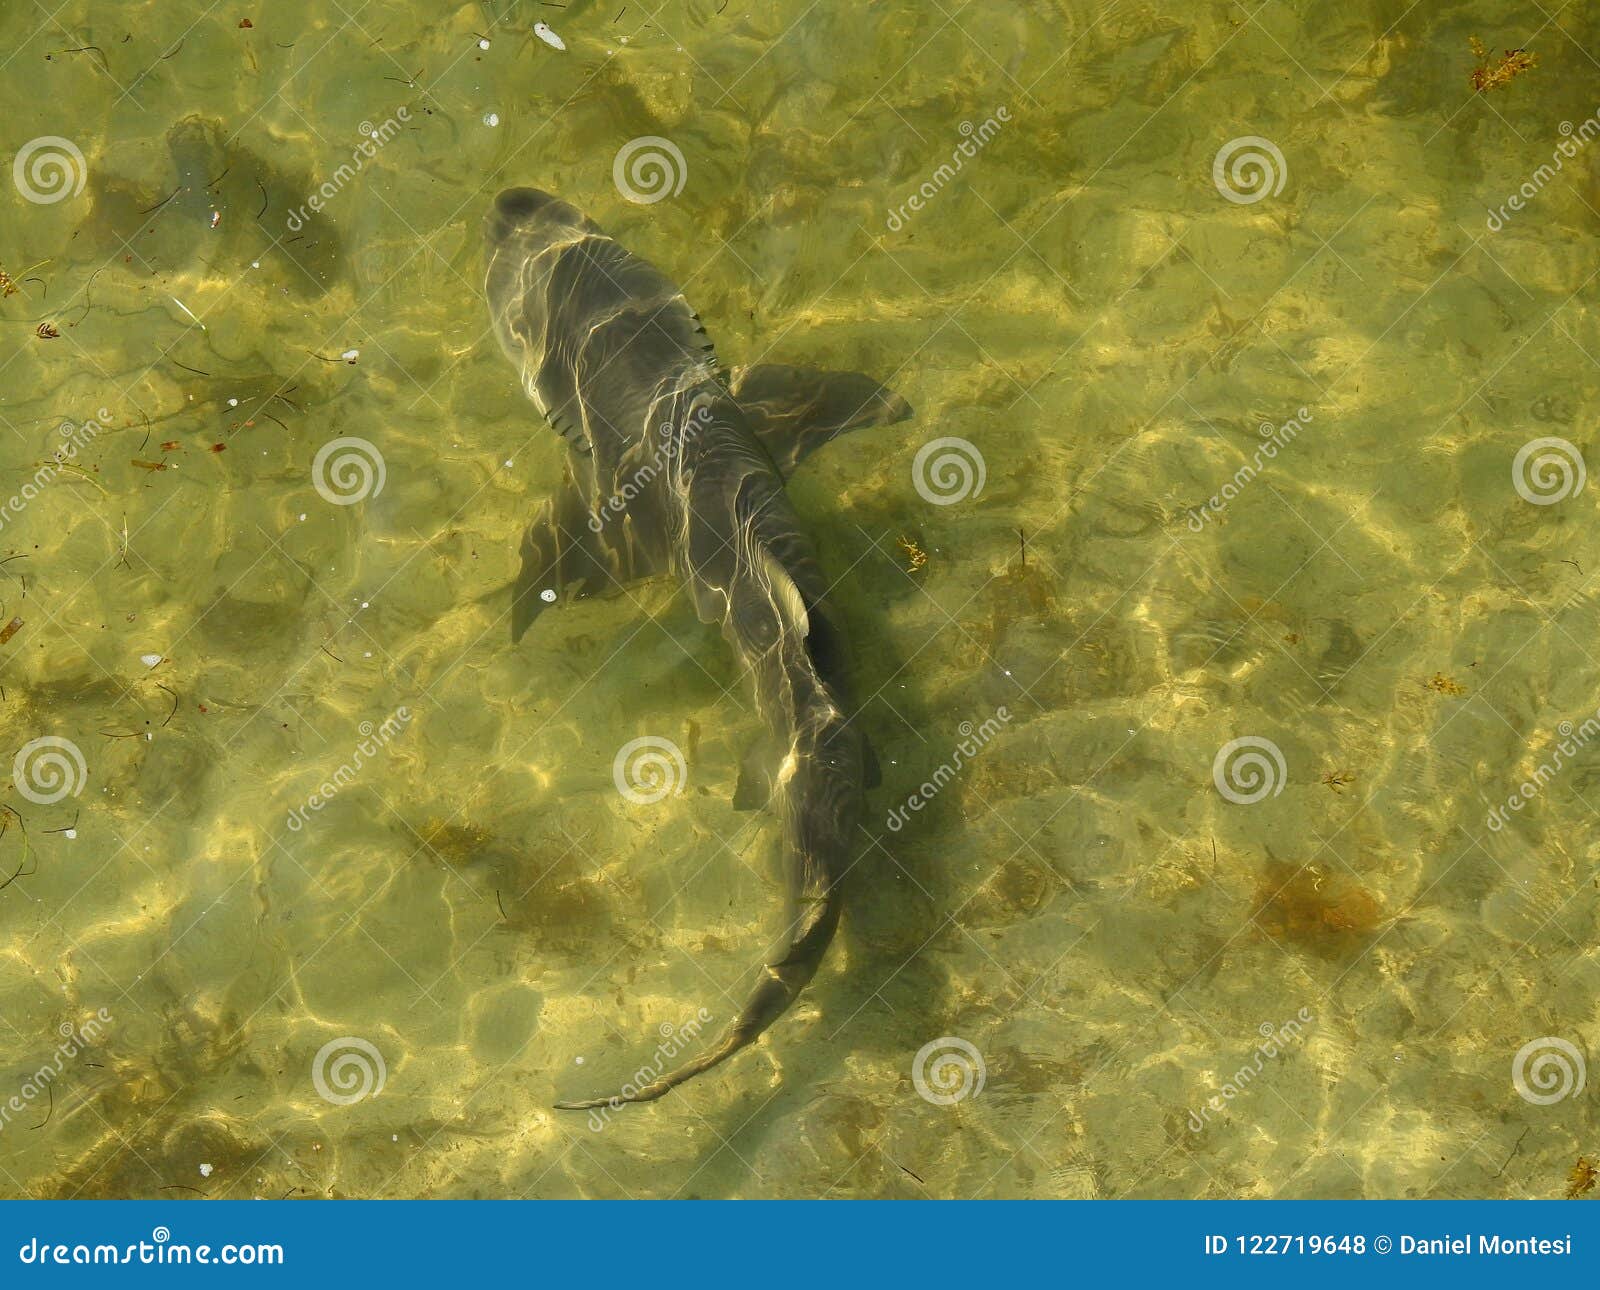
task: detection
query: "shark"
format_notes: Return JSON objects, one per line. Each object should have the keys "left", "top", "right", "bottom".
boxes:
{"left": 483, "top": 188, "right": 911, "bottom": 1109}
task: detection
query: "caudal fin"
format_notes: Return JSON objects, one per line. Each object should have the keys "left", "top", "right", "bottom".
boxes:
{"left": 553, "top": 894, "right": 839, "bottom": 1110}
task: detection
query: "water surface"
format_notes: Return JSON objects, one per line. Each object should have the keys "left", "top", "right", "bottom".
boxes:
{"left": 1, "top": 0, "right": 1598, "bottom": 1199}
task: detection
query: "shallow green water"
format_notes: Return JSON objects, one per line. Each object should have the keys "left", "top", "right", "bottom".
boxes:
{"left": 2, "top": 0, "right": 1599, "bottom": 1199}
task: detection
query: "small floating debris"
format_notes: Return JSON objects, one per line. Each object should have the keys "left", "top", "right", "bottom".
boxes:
{"left": 477, "top": 37, "right": 491, "bottom": 50}
{"left": 199, "top": 1163, "right": 214, "bottom": 1178}
{"left": 535, "top": 22, "right": 565, "bottom": 51}
{"left": 483, "top": 112, "right": 500, "bottom": 128}
{"left": 1470, "top": 36, "right": 1536, "bottom": 93}
{"left": 140, "top": 653, "right": 163, "bottom": 668}
{"left": 340, "top": 348, "right": 359, "bottom": 364}
{"left": 170, "top": 296, "right": 205, "bottom": 329}
{"left": 1320, "top": 769, "right": 1354, "bottom": 793}
{"left": 0, "top": 617, "right": 21, "bottom": 645}
{"left": 1567, "top": 1156, "right": 1597, "bottom": 1199}
{"left": 540, "top": 588, "right": 557, "bottom": 603}
{"left": 897, "top": 534, "right": 927, "bottom": 572}
{"left": 36, "top": 323, "right": 59, "bottom": 340}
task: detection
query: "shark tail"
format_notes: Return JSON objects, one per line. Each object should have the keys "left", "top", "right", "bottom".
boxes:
{"left": 552, "top": 891, "right": 841, "bottom": 1110}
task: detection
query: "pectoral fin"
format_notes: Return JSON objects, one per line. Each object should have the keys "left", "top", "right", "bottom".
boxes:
{"left": 511, "top": 473, "right": 666, "bottom": 641}
{"left": 511, "top": 490, "right": 600, "bottom": 642}
{"left": 862, "top": 735, "right": 882, "bottom": 789}
{"left": 732, "top": 733, "right": 785, "bottom": 810}
{"left": 730, "top": 364, "right": 912, "bottom": 477}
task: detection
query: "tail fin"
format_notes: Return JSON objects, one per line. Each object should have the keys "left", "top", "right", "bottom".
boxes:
{"left": 554, "top": 454, "right": 866, "bottom": 1113}
{"left": 552, "top": 894, "right": 839, "bottom": 1110}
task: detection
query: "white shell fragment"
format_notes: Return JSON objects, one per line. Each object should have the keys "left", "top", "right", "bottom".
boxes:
{"left": 534, "top": 22, "right": 565, "bottom": 51}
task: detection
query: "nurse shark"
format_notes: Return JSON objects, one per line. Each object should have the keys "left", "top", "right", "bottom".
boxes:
{"left": 483, "top": 187, "right": 910, "bottom": 1108}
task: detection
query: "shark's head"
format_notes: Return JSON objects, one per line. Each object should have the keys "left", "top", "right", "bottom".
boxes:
{"left": 484, "top": 187, "right": 583, "bottom": 250}
{"left": 482, "top": 187, "right": 603, "bottom": 370}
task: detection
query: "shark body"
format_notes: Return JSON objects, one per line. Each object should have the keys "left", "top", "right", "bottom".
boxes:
{"left": 483, "top": 188, "right": 911, "bottom": 1108}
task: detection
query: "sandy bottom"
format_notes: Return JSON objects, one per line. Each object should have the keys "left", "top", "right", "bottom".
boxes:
{"left": 1, "top": 0, "right": 1599, "bottom": 1198}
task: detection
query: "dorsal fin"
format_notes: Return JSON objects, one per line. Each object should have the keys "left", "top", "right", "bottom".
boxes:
{"left": 730, "top": 364, "right": 913, "bottom": 477}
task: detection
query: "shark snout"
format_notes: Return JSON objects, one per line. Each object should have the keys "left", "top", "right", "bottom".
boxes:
{"left": 485, "top": 187, "right": 561, "bottom": 246}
